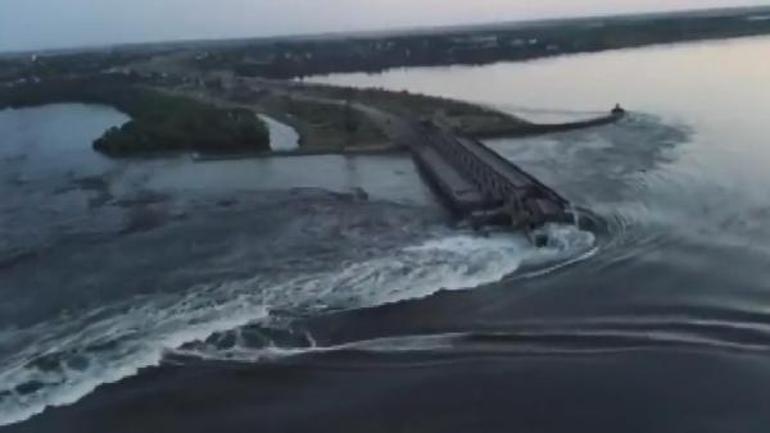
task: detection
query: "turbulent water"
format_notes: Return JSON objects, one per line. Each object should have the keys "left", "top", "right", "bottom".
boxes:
{"left": 0, "top": 103, "right": 594, "bottom": 425}
{"left": 4, "top": 37, "right": 770, "bottom": 431}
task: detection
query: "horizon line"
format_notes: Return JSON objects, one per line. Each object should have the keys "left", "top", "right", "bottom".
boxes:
{"left": 2, "top": 3, "right": 769, "bottom": 57}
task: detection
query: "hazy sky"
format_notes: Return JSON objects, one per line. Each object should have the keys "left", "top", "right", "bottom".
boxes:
{"left": 1, "top": 0, "right": 769, "bottom": 52}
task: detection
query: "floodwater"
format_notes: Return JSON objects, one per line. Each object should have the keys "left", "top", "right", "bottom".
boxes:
{"left": 5, "top": 37, "right": 770, "bottom": 433}
{"left": 259, "top": 114, "right": 300, "bottom": 151}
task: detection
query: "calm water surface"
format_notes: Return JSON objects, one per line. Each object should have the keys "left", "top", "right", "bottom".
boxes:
{"left": 5, "top": 37, "right": 770, "bottom": 432}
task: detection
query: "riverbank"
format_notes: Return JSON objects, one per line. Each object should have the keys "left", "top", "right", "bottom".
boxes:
{"left": 0, "top": 76, "right": 271, "bottom": 156}
{"left": 161, "top": 72, "right": 624, "bottom": 157}
{"left": 1, "top": 51, "right": 626, "bottom": 162}
{"left": 184, "top": 6, "right": 770, "bottom": 79}
{"left": 191, "top": 143, "right": 402, "bottom": 161}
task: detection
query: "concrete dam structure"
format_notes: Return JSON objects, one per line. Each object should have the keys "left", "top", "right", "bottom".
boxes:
{"left": 406, "top": 109, "right": 624, "bottom": 241}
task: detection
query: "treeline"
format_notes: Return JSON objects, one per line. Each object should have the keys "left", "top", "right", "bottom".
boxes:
{"left": 4, "top": 51, "right": 149, "bottom": 81}
{"left": 0, "top": 76, "right": 270, "bottom": 155}
{"left": 197, "top": 9, "right": 770, "bottom": 79}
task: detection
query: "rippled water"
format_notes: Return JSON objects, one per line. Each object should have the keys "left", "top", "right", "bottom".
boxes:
{"left": 5, "top": 37, "right": 770, "bottom": 431}
{"left": 0, "top": 100, "right": 595, "bottom": 426}
{"left": 311, "top": 36, "right": 770, "bottom": 285}
{"left": 305, "top": 38, "right": 770, "bottom": 430}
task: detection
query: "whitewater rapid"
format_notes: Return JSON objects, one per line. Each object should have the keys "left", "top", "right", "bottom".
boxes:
{"left": 0, "top": 224, "right": 595, "bottom": 426}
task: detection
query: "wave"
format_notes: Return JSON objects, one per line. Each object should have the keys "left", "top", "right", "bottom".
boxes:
{"left": 170, "top": 312, "right": 770, "bottom": 366}
{"left": 0, "top": 223, "right": 594, "bottom": 427}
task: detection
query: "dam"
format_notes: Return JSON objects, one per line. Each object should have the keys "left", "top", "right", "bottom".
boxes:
{"left": 403, "top": 109, "right": 624, "bottom": 241}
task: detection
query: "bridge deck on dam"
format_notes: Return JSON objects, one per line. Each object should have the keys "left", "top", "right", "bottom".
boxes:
{"left": 454, "top": 136, "right": 569, "bottom": 207}
{"left": 455, "top": 137, "right": 532, "bottom": 187}
{"left": 380, "top": 106, "right": 624, "bottom": 233}
{"left": 407, "top": 122, "right": 572, "bottom": 230}
{"left": 411, "top": 144, "right": 487, "bottom": 212}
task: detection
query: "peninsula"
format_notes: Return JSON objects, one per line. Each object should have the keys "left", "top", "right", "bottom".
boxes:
{"left": 0, "top": 76, "right": 271, "bottom": 156}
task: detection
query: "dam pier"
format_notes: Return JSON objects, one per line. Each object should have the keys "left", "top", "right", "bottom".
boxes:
{"left": 401, "top": 109, "right": 624, "bottom": 242}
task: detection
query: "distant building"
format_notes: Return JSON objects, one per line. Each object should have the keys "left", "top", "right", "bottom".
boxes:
{"left": 451, "top": 35, "right": 499, "bottom": 49}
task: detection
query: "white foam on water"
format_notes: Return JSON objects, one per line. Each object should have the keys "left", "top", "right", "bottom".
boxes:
{"left": 520, "top": 223, "right": 598, "bottom": 278}
{"left": 0, "top": 289, "right": 272, "bottom": 427}
{"left": 175, "top": 314, "right": 770, "bottom": 364}
{"left": 164, "top": 225, "right": 598, "bottom": 363}
{"left": 258, "top": 114, "right": 300, "bottom": 151}
{"left": 171, "top": 333, "right": 462, "bottom": 363}
{"left": 0, "top": 225, "right": 595, "bottom": 427}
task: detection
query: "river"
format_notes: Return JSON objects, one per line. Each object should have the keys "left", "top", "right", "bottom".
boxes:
{"left": 4, "top": 37, "right": 770, "bottom": 432}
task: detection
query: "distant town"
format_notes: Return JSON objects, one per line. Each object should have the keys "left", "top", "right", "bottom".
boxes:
{"left": 2, "top": 5, "right": 770, "bottom": 85}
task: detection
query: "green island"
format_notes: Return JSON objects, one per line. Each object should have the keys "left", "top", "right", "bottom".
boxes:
{"left": 0, "top": 77, "right": 270, "bottom": 156}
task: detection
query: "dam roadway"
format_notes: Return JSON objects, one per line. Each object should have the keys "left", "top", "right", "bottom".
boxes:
{"left": 351, "top": 101, "right": 624, "bottom": 240}
{"left": 407, "top": 121, "right": 573, "bottom": 235}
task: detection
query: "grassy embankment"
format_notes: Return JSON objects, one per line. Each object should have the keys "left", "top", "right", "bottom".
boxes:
{"left": 0, "top": 76, "right": 270, "bottom": 156}
{"left": 201, "top": 82, "right": 388, "bottom": 150}
{"left": 213, "top": 78, "right": 533, "bottom": 146}
{"left": 298, "top": 83, "right": 534, "bottom": 136}
{"left": 257, "top": 94, "right": 387, "bottom": 149}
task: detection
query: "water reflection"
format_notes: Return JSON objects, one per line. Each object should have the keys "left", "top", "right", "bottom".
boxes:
{"left": 308, "top": 36, "right": 770, "bottom": 239}
{"left": 0, "top": 104, "right": 128, "bottom": 181}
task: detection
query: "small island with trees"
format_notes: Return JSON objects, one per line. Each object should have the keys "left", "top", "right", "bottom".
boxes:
{"left": 0, "top": 76, "right": 271, "bottom": 156}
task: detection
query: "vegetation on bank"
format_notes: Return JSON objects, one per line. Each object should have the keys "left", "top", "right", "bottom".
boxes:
{"left": 191, "top": 8, "right": 770, "bottom": 78}
{"left": 0, "top": 76, "right": 270, "bottom": 155}
{"left": 256, "top": 96, "right": 387, "bottom": 149}
{"left": 294, "top": 83, "right": 532, "bottom": 136}
{"left": 2, "top": 51, "right": 151, "bottom": 83}
{"left": 217, "top": 82, "right": 389, "bottom": 149}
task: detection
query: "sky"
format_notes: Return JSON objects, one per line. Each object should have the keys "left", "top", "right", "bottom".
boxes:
{"left": 1, "top": 0, "right": 769, "bottom": 52}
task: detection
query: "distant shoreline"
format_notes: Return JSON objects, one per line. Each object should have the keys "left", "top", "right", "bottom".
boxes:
{"left": 2, "top": 5, "right": 770, "bottom": 58}
{"left": 0, "top": 71, "right": 624, "bottom": 160}
{"left": 185, "top": 6, "right": 770, "bottom": 79}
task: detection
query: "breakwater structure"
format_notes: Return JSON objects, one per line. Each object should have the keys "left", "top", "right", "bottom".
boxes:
{"left": 470, "top": 106, "right": 626, "bottom": 139}
{"left": 404, "top": 107, "right": 625, "bottom": 244}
